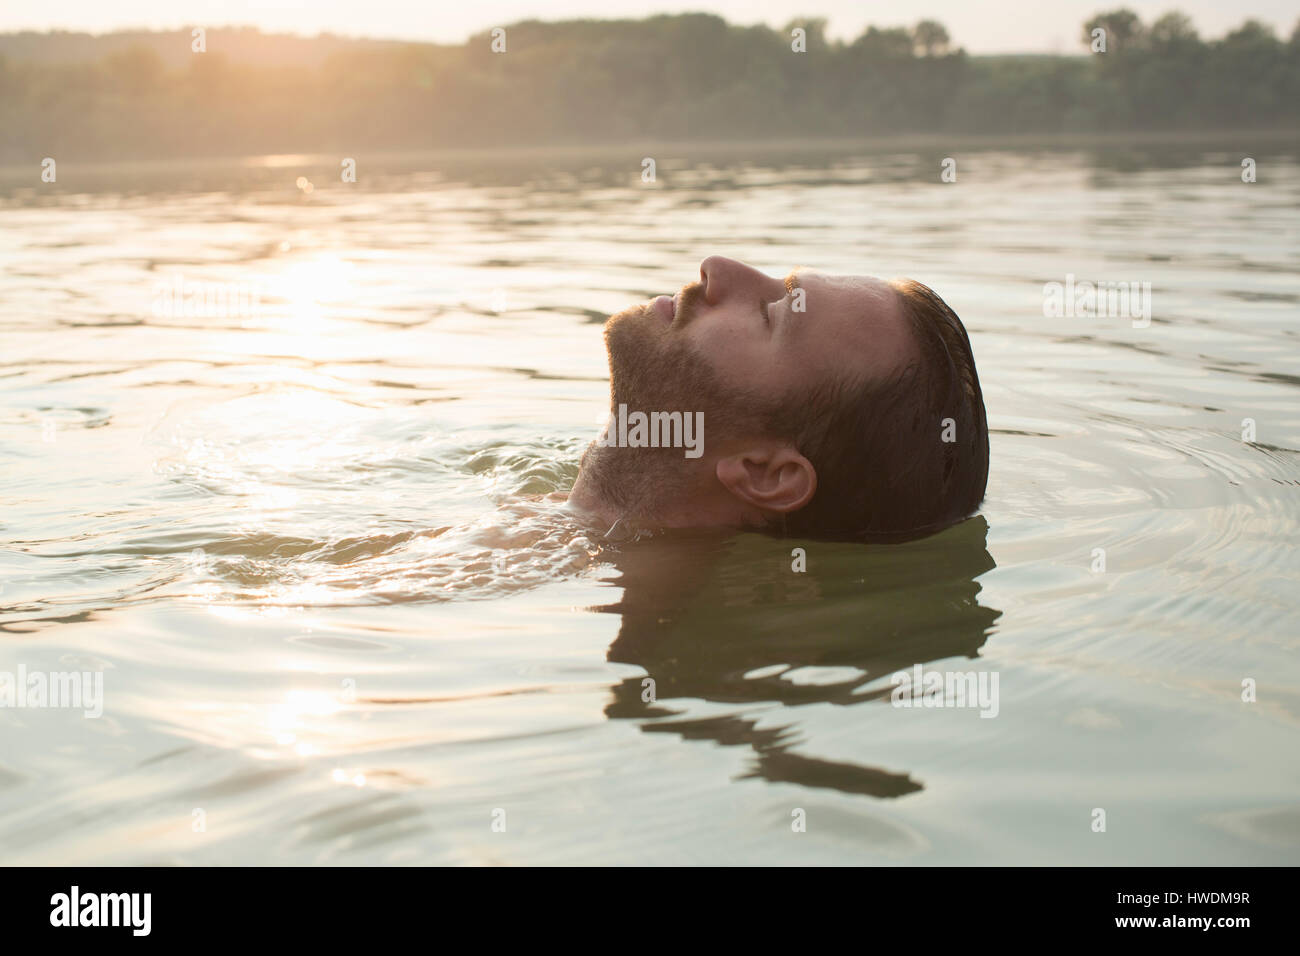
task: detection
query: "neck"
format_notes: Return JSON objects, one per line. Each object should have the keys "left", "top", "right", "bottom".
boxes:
{"left": 568, "top": 455, "right": 762, "bottom": 535}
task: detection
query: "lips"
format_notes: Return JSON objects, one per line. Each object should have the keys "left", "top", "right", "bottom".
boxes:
{"left": 652, "top": 294, "right": 675, "bottom": 324}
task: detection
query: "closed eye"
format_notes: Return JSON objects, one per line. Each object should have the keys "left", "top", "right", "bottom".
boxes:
{"left": 763, "top": 272, "right": 801, "bottom": 330}
{"left": 763, "top": 293, "right": 788, "bottom": 330}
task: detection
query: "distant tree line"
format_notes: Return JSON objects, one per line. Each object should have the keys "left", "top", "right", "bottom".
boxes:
{"left": 0, "top": 10, "right": 1296, "bottom": 162}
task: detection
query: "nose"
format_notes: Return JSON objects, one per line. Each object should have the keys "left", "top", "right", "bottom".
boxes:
{"left": 698, "top": 255, "right": 784, "bottom": 306}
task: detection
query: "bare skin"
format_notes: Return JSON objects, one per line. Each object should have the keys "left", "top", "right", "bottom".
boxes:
{"left": 569, "top": 256, "right": 918, "bottom": 532}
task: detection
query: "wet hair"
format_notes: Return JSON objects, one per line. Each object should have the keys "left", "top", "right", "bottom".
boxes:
{"left": 775, "top": 279, "right": 989, "bottom": 541}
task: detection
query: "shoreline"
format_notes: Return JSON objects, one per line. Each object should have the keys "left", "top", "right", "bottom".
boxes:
{"left": 3, "top": 129, "right": 1298, "bottom": 177}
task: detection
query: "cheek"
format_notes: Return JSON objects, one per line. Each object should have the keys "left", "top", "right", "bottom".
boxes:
{"left": 688, "top": 322, "right": 783, "bottom": 393}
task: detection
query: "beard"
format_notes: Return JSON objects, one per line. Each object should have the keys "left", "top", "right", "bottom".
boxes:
{"left": 580, "top": 294, "right": 776, "bottom": 521}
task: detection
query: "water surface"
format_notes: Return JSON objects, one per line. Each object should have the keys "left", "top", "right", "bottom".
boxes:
{"left": 2, "top": 140, "right": 1298, "bottom": 864}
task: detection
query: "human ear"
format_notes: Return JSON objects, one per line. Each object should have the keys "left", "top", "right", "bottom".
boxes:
{"left": 715, "top": 445, "right": 816, "bottom": 515}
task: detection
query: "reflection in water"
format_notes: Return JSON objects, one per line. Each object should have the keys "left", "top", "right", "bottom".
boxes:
{"left": 599, "top": 517, "right": 999, "bottom": 797}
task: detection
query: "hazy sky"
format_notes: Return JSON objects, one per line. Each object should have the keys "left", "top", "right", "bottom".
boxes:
{"left": 4, "top": 1, "right": 1297, "bottom": 54}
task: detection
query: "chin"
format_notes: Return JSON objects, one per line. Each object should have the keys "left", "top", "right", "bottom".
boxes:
{"left": 604, "top": 301, "right": 655, "bottom": 332}
{"left": 603, "top": 302, "right": 660, "bottom": 357}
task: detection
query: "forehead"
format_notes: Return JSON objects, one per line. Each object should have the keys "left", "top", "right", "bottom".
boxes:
{"left": 793, "top": 270, "right": 916, "bottom": 374}
{"left": 794, "top": 268, "right": 895, "bottom": 307}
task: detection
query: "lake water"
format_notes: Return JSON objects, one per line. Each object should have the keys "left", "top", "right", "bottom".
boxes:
{"left": 2, "top": 140, "right": 1298, "bottom": 864}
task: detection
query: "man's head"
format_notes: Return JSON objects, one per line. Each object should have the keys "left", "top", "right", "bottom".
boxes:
{"left": 569, "top": 256, "right": 989, "bottom": 541}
